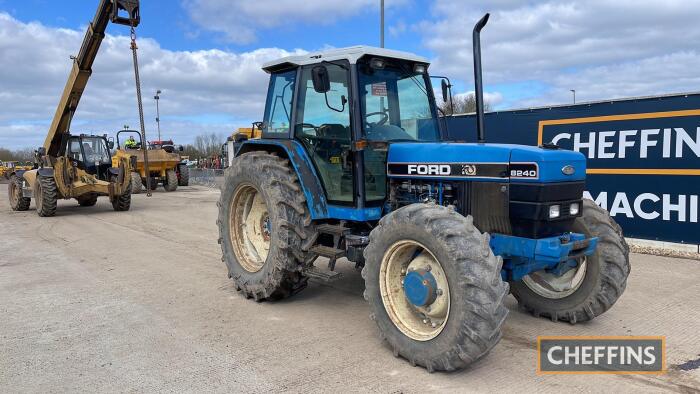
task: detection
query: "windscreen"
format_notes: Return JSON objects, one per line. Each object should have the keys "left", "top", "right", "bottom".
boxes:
{"left": 358, "top": 59, "right": 441, "bottom": 142}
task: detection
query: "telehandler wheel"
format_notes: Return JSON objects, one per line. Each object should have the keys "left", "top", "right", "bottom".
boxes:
{"left": 218, "top": 151, "right": 316, "bottom": 301}
{"left": 130, "top": 172, "right": 142, "bottom": 194}
{"left": 362, "top": 204, "right": 509, "bottom": 372}
{"left": 177, "top": 164, "right": 189, "bottom": 186}
{"left": 164, "top": 169, "right": 178, "bottom": 192}
{"left": 511, "top": 199, "right": 630, "bottom": 324}
{"left": 8, "top": 174, "right": 30, "bottom": 211}
{"left": 35, "top": 175, "right": 58, "bottom": 217}
{"left": 77, "top": 193, "right": 98, "bottom": 207}
{"left": 111, "top": 177, "right": 132, "bottom": 212}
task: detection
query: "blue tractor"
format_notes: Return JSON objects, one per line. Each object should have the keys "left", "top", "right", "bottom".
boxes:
{"left": 218, "top": 14, "right": 630, "bottom": 372}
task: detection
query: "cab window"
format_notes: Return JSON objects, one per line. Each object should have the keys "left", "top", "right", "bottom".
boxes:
{"left": 262, "top": 70, "right": 296, "bottom": 137}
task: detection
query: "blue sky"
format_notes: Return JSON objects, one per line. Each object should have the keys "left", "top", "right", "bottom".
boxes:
{"left": 1, "top": 0, "right": 698, "bottom": 149}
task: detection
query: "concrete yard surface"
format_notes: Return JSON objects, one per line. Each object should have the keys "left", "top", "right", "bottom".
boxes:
{"left": 1, "top": 184, "right": 699, "bottom": 393}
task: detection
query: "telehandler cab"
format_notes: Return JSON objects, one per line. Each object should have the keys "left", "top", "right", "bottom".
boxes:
{"left": 8, "top": 0, "right": 140, "bottom": 216}
{"left": 218, "top": 14, "right": 630, "bottom": 372}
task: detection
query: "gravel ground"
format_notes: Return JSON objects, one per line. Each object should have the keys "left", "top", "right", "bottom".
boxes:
{"left": 1, "top": 184, "right": 699, "bottom": 393}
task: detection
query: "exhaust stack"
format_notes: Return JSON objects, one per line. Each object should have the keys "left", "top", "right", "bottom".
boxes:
{"left": 473, "top": 13, "right": 489, "bottom": 143}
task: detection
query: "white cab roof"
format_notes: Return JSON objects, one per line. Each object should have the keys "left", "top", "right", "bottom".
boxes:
{"left": 262, "top": 45, "right": 429, "bottom": 72}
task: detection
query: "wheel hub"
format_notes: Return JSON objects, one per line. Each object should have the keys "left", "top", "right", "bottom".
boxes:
{"left": 403, "top": 269, "right": 438, "bottom": 307}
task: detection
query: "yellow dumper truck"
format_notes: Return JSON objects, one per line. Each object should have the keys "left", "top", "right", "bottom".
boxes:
{"left": 115, "top": 130, "right": 189, "bottom": 194}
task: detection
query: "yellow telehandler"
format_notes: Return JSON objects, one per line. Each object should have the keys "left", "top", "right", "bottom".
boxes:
{"left": 8, "top": 0, "right": 140, "bottom": 216}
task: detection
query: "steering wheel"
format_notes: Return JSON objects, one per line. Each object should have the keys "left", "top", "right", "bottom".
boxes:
{"left": 365, "top": 111, "right": 389, "bottom": 127}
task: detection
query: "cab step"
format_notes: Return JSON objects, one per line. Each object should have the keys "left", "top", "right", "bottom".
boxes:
{"left": 316, "top": 223, "right": 351, "bottom": 236}
{"left": 310, "top": 245, "right": 345, "bottom": 259}
{"left": 303, "top": 266, "right": 343, "bottom": 282}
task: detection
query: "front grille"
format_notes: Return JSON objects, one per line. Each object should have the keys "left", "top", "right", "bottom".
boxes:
{"left": 462, "top": 182, "right": 512, "bottom": 234}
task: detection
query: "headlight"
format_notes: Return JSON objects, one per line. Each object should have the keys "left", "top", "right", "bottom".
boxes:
{"left": 570, "top": 202, "right": 580, "bottom": 216}
{"left": 549, "top": 204, "right": 561, "bottom": 219}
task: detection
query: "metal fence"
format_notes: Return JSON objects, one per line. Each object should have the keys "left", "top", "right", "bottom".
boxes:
{"left": 189, "top": 168, "right": 225, "bottom": 189}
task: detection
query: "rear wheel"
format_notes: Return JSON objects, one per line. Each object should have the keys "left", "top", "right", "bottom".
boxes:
{"left": 77, "top": 193, "right": 98, "bottom": 207}
{"left": 164, "top": 169, "right": 178, "bottom": 191}
{"left": 177, "top": 164, "right": 189, "bottom": 186}
{"left": 36, "top": 175, "right": 58, "bottom": 217}
{"left": 363, "top": 204, "right": 509, "bottom": 372}
{"left": 130, "top": 172, "right": 142, "bottom": 194}
{"left": 218, "top": 151, "right": 316, "bottom": 301}
{"left": 8, "top": 174, "right": 30, "bottom": 211}
{"left": 510, "top": 199, "right": 630, "bottom": 323}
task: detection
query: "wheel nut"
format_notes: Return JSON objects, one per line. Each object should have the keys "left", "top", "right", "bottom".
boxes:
{"left": 426, "top": 265, "right": 432, "bottom": 272}
{"left": 431, "top": 322, "right": 437, "bottom": 328}
{"left": 422, "top": 319, "right": 429, "bottom": 324}
{"left": 436, "top": 289, "right": 443, "bottom": 296}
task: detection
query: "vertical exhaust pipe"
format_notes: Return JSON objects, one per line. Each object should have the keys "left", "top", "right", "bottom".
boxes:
{"left": 473, "top": 13, "right": 489, "bottom": 143}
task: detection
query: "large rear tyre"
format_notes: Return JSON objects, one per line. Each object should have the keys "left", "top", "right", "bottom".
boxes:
{"left": 510, "top": 199, "right": 630, "bottom": 323}
{"left": 8, "top": 174, "right": 30, "bottom": 211}
{"left": 111, "top": 177, "right": 132, "bottom": 212}
{"left": 130, "top": 172, "right": 142, "bottom": 194}
{"left": 36, "top": 175, "right": 58, "bottom": 217}
{"left": 164, "top": 169, "right": 178, "bottom": 192}
{"left": 177, "top": 164, "right": 189, "bottom": 186}
{"left": 218, "top": 151, "right": 316, "bottom": 301}
{"left": 362, "top": 204, "right": 509, "bottom": 372}
{"left": 77, "top": 193, "right": 98, "bottom": 207}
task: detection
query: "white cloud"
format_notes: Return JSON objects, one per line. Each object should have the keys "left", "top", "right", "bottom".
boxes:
{"left": 0, "top": 13, "right": 305, "bottom": 149}
{"left": 183, "top": 0, "right": 405, "bottom": 44}
{"left": 420, "top": 0, "right": 700, "bottom": 107}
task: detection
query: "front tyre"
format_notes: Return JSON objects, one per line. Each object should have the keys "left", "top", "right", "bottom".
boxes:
{"left": 177, "top": 164, "right": 189, "bottom": 186}
{"left": 511, "top": 199, "right": 630, "bottom": 323}
{"left": 130, "top": 172, "right": 142, "bottom": 194}
{"left": 111, "top": 176, "right": 132, "bottom": 212}
{"left": 363, "top": 204, "right": 509, "bottom": 372}
{"left": 36, "top": 175, "right": 58, "bottom": 217}
{"left": 164, "top": 169, "right": 178, "bottom": 192}
{"left": 218, "top": 151, "right": 316, "bottom": 301}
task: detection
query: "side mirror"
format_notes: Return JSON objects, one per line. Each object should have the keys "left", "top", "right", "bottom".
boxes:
{"left": 107, "top": 138, "right": 115, "bottom": 150}
{"left": 179, "top": 146, "right": 184, "bottom": 152}
{"left": 37, "top": 147, "right": 46, "bottom": 156}
{"left": 441, "top": 79, "right": 449, "bottom": 103}
{"left": 311, "top": 65, "right": 331, "bottom": 94}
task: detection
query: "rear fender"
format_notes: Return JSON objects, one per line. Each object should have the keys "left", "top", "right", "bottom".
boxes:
{"left": 237, "top": 139, "right": 329, "bottom": 219}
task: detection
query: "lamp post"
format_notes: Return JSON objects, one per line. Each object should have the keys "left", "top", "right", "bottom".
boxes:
{"left": 154, "top": 90, "right": 162, "bottom": 141}
{"left": 570, "top": 89, "right": 576, "bottom": 104}
{"left": 380, "top": 0, "right": 385, "bottom": 48}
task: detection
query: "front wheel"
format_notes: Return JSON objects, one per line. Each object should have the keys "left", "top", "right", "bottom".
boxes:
{"left": 36, "top": 175, "right": 58, "bottom": 217}
{"left": 362, "top": 204, "right": 509, "bottom": 372}
{"left": 510, "top": 199, "right": 630, "bottom": 323}
{"left": 111, "top": 176, "right": 132, "bottom": 212}
{"left": 163, "top": 169, "right": 178, "bottom": 192}
{"left": 177, "top": 164, "right": 189, "bottom": 186}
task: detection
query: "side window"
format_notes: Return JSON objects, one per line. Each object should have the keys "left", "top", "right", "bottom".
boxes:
{"left": 295, "top": 64, "right": 353, "bottom": 203}
{"left": 262, "top": 70, "right": 296, "bottom": 137}
{"left": 68, "top": 139, "right": 82, "bottom": 162}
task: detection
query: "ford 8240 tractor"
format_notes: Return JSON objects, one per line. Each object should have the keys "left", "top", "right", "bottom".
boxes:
{"left": 217, "top": 14, "right": 629, "bottom": 372}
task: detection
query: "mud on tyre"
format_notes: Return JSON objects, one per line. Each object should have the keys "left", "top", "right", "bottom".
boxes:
{"left": 510, "top": 199, "right": 630, "bottom": 323}
{"left": 217, "top": 151, "right": 316, "bottom": 301}
{"left": 8, "top": 174, "right": 30, "bottom": 211}
{"left": 362, "top": 203, "right": 509, "bottom": 372}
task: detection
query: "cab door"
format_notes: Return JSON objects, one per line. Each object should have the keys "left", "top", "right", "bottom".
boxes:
{"left": 294, "top": 63, "right": 354, "bottom": 204}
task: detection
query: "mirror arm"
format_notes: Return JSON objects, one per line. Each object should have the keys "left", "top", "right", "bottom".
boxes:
{"left": 324, "top": 93, "right": 346, "bottom": 113}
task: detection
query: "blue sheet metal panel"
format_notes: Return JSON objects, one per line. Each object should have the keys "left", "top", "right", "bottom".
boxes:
{"left": 239, "top": 139, "right": 382, "bottom": 222}
{"left": 447, "top": 93, "right": 700, "bottom": 243}
{"left": 388, "top": 142, "right": 512, "bottom": 163}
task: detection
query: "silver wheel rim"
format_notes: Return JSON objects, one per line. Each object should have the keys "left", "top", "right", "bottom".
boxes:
{"left": 523, "top": 258, "right": 587, "bottom": 299}
{"left": 229, "top": 184, "right": 271, "bottom": 272}
{"left": 380, "top": 240, "right": 450, "bottom": 341}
